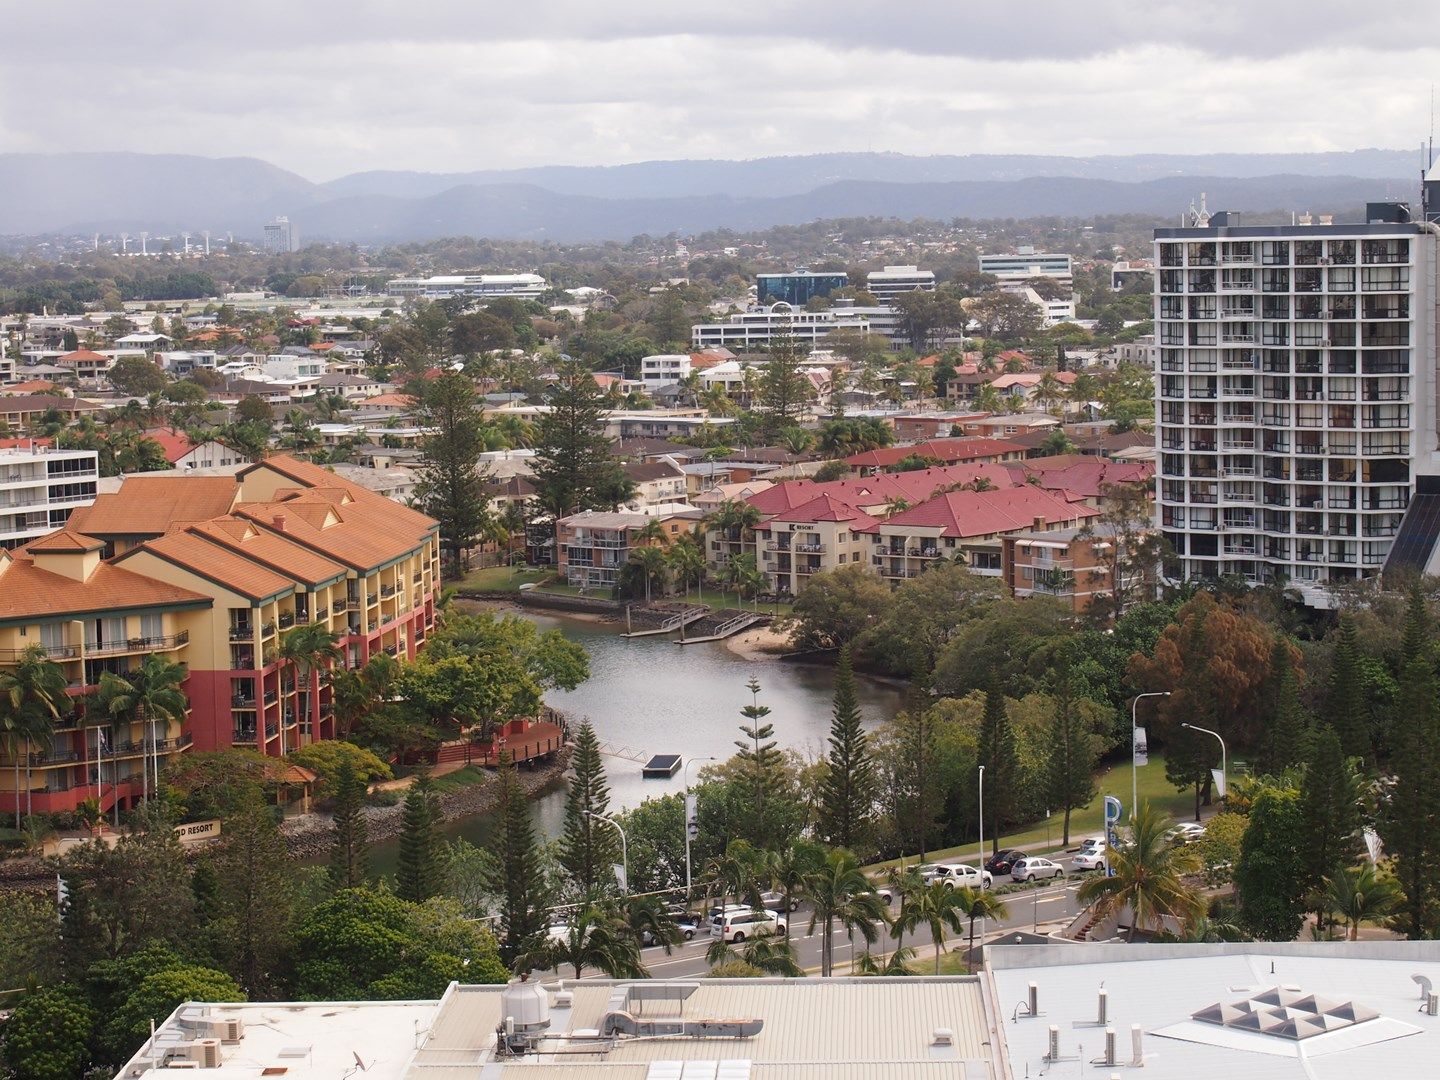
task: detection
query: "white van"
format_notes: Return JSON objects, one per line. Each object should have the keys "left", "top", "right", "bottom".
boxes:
{"left": 709, "top": 907, "right": 787, "bottom": 943}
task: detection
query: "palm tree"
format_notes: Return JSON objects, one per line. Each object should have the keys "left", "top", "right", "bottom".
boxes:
{"left": 703, "top": 839, "right": 765, "bottom": 911}
{"left": 1076, "top": 801, "right": 1204, "bottom": 941}
{"left": 706, "top": 928, "right": 803, "bottom": 976}
{"left": 629, "top": 545, "right": 668, "bottom": 604}
{"left": 0, "top": 645, "right": 68, "bottom": 827}
{"left": 803, "top": 848, "right": 889, "bottom": 976}
{"left": 622, "top": 895, "right": 679, "bottom": 955}
{"left": 96, "top": 655, "right": 189, "bottom": 808}
{"left": 331, "top": 652, "right": 399, "bottom": 740}
{"left": 952, "top": 885, "right": 1009, "bottom": 965}
{"left": 765, "top": 842, "right": 825, "bottom": 941}
{"left": 896, "top": 882, "right": 967, "bottom": 974}
{"left": 634, "top": 517, "right": 670, "bottom": 549}
{"left": 276, "top": 623, "right": 341, "bottom": 750}
{"left": 313, "top": 394, "right": 349, "bottom": 423}
{"left": 666, "top": 535, "right": 706, "bottom": 599}
{"left": 972, "top": 384, "right": 1004, "bottom": 415}
{"left": 524, "top": 903, "right": 648, "bottom": 979}
{"left": 1035, "top": 371, "right": 1063, "bottom": 415}
{"left": 1317, "top": 864, "right": 1402, "bottom": 940}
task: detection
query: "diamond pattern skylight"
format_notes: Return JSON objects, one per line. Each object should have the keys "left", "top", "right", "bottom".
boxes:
{"left": 1191, "top": 986, "right": 1380, "bottom": 1041}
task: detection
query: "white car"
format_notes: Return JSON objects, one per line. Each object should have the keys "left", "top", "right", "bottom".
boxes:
{"left": 919, "top": 862, "right": 994, "bottom": 889}
{"left": 1164, "top": 822, "right": 1207, "bottom": 845}
{"left": 866, "top": 883, "right": 896, "bottom": 905}
{"left": 546, "top": 923, "right": 578, "bottom": 944}
{"left": 710, "top": 907, "right": 787, "bottom": 943}
{"left": 1010, "top": 856, "right": 1065, "bottom": 883}
{"left": 1072, "top": 839, "right": 1108, "bottom": 872}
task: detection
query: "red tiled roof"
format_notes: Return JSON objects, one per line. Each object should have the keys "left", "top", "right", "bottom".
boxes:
{"left": 0, "top": 545, "right": 210, "bottom": 622}
{"left": 143, "top": 427, "right": 198, "bottom": 464}
{"left": 844, "top": 438, "right": 1027, "bottom": 469}
{"left": 57, "top": 349, "right": 110, "bottom": 366}
{"left": 1002, "top": 457, "right": 1154, "bottom": 499}
{"left": 868, "top": 486, "right": 1100, "bottom": 539}
{"left": 763, "top": 493, "right": 882, "bottom": 528}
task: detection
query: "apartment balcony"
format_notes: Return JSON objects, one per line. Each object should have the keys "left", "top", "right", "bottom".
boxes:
{"left": 413, "top": 571, "right": 424, "bottom": 584}
{"left": 228, "top": 625, "right": 255, "bottom": 641}
{"left": 332, "top": 600, "right": 347, "bottom": 616}
{"left": 278, "top": 612, "right": 296, "bottom": 630}
{"left": 0, "top": 643, "right": 80, "bottom": 662}
{"left": 764, "top": 542, "right": 792, "bottom": 552}
{"left": 232, "top": 725, "right": 257, "bottom": 743}
{"left": 263, "top": 688, "right": 278, "bottom": 705}
{"left": 110, "top": 733, "right": 193, "bottom": 760}
{"left": 380, "top": 584, "right": 397, "bottom": 598}
{"left": 793, "top": 542, "right": 826, "bottom": 553}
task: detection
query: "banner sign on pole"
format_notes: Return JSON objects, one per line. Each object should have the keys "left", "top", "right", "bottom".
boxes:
{"left": 1211, "top": 768, "right": 1227, "bottom": 799}
{"left": 1133, "top": 726, "right": 1148, "bottom": 768}
{"left": 685, "top": 793, "right": 698, "bottom": 842}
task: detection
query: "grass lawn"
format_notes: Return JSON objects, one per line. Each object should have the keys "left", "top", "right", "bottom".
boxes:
{"left": 428, "top": 766, "right": 492, "bottom": 794}
{"left": 865, "top": 753, "right": 1200, "bottom": 873}
{"left": 908, "top": 950, "right": 972, "bottom": 976}
{"left": 455, "top": 564, "right": 552, "bottom": 592}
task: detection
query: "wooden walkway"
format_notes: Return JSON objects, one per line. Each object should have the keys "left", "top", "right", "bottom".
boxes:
{"left": 622, "top": 605, "right": 709, "bottom": 638}
{"left": 677, "top": 611, "right": 764, "bottom": 644}
{"left": 434, "top": 721, "right": 566, "bottom": 767}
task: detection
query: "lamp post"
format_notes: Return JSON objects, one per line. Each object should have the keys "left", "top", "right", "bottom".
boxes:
{"left": 584, "top": 810, "right": 628, "bottom": 894}
{"left": 977, "top": 764, "right": 987, "bottom": 959}
{"left": 1131, "top": 691, "right": 1170, "bottom": 818}
{"left": 1181, "top": 722, "right": 1227, "bottom": 813}
{"left": 683, "top": 756, "right": 716, "bottom": 901}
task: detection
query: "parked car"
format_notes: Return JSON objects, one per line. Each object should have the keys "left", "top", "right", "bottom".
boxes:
{"left": 710, "top": 907, "right": 786, "bottom": 943}
{"left": 546, "top": 922, "right": 578, "bottom": 944}
{"left": 1010, "top": 856, "right": 1065, "bottom": 883}
{"left": 641, "top": 910, "right": 700, "bottom": 945}
{"left": 1072, "top": 839, "right": 1108, "bottom": 872}
{"left": 919, "top": 862, "right": 993, "bottom": 889}
{"left": 985, "top": 848, "right": 1029, "bottom": 876}
{"left": 758, "top": 890, "right": 801, "bottom": 913}
{"left": 1164, "top": 822, "right": 1207, "bottom": 845}
{"left": 864, "top": 882, "right": 895, "bottom": 905}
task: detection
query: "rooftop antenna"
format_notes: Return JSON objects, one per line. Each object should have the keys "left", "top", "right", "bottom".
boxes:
{"left": 1186, "top": 192, "right": 1211, "bottom": 228}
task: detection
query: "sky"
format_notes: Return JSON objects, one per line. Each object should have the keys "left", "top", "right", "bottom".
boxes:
{"left": 3, "top": 1, "right": 1437, "bottom": 180}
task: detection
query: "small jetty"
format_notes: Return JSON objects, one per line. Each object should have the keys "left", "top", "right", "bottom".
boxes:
{"left": 676, "top": 609, "right": 766, "bottom": 644}
{"left": 622, "top": 603, "right": 709, "bottom": 638}
{"left": 642, "top": 753, "right": 682, "bottom": 779}
{"left": 596, "top": 741, "right": 649, "bottom": 763}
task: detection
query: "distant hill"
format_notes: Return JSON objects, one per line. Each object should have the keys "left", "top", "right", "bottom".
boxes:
{"left": 0, "top": 149, "right": 1424, "bottom": 242}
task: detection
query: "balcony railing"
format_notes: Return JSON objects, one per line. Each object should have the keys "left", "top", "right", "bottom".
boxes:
{"left": 85, "top": 631, "right": 190, "bottom": 657}
{"left": 380, "top": 584, "right": 397, "bottom": 598}
{"left": 229, "top": 625, "right": 254, "bottom": 641}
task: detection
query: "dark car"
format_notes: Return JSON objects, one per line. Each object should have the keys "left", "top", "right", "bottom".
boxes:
{"left": 984, "top": 848, "right": 1028, "bottom": 876}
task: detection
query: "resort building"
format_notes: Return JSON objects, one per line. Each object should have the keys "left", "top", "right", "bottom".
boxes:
{"left": 0, "top": 455, "right": 440, "bottom": 818}
{"left": 756, "top": 494, "right": 881, "bottom": 594}
{"left": 0, "top": 445, "right": 99, "bottom": 550}
{"left": 556, "top": 508, "right": 701, "bottom": 590}
{"left": 1002, "top": 523, "right": 1133, "bottom": 614}
{"left": 1153, "top": 198, "right": 1440, "bottom": 603}
{"left": 384, "top": 273, "right": 547, "bottom": 300}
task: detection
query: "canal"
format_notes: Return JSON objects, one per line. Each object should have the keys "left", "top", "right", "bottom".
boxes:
{"left": 366, "top": 606, "right": 906, "bottom": 874}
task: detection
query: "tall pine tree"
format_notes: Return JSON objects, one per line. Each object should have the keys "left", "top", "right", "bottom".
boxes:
{"left": 1381, "top": 584, "right": 1440, "bottom": 937}
{"left": 212, "top": 795, "right": 294, "bottom": 996}
{"left": 1326, "top": 615, "right": 1371, "bottom": 761}
{"left": 1298, "top": 724, "right": 1360, "bottom": 930}
{"left": 757, "top": 336, "right": 814, "bottom": 437}
{"left": 735, "top": 676, "right": 783, "bottom": 834}
{"left": 413, "top": 371, "right": 492, "bottom": 575}
{"left": 558, "top": 720, "right": 619, "bottom": 896}
{"left": 1045, "top": 667, "right": 1097, "bottom": 846}
{"left": 977, "top": 685, "right": 1021, "bottom": 852}
{"left": 486, "top": 754, "right": 548, "bottom": 965}
{"left": 396, "top": 768, "right": 448, "bottom": 903}
{"left": 1259, "top": 637, "right": 1307, "bottom": 775}
{"left": 817, "top": 646, "right": 875, "bottom": 854}
{"left": 327, "top": 758, "right": 370, "bottom": 889}
{"left": 530, "top": 361, "right": 632, "bottom": 519}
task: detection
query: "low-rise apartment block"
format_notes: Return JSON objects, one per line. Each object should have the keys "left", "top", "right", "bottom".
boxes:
{"left": 0, "top": 455, "right": 440, "bottom": 818}
{"left": 556, "top": 508, "right": 700, "bottom": 589}
{"left": 0, "top": 445, "right": 99, "bottom": 550}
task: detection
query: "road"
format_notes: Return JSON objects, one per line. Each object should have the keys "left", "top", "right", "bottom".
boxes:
{"left": 540, "top": 878, "right": 1088, "bottom": 982}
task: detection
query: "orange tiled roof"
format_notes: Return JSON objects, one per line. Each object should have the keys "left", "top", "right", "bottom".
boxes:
{"left": 57, "top": 349, "right": 110, "bottom": 366}
{"left": 187, "top": 517, "right": 347, "bottom": 586}
{"left": 26, "top": 526, "right": 104, "bottom": 554}
{"left": 242, "top": 455, "right": 437, "bottom": 535}
{"left": 0, "top": 547, "right": 210, "bottom": 623}
{"left": 68, "top": 476, "right": 239, "bottom": 537}
{"left": 124, "top": 529, "right": 296, "bottom": 602}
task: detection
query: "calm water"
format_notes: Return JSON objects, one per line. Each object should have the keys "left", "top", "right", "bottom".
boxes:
{"left": 366, "top": 606, "right": 905, "bottom": 874}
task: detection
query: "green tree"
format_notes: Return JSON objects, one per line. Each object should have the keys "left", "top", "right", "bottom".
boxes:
{"left": 802, "top": 848, "right": 888, "bottom": 976}
{"left": 0, "top": 986, "right": 96, "bottom": 1080}
{"left": 96, "top": 654, "right": 189, "bottom": 807}
{"left": 486, "top": 755, "right": 548, "bottom": 963}
{"left": 816, "top": 647, "right": 876, "bottom": 854}
{"left": 1382, "top": 645, "right": 1440, "bottom": 937}
{"left": 520, "top": 903, "right": 647, "bottom": 980}
{"left": 531, "top": 361, "right": 631, "bottom": 518}
{"left": 977, "top": 687, "right": 1021, "bottom": 851}
{"left": 287, "top": 739, "right": 392, "bottom": 799}
{"left": 107, "top": 355, "right": 169, "bottom": 397}
{"left": 106, "top": 966, "right": 243, "bottom": 1065}
{"left": 1235, "top": 787, "right": 1308, "bottom": 940}
{"left": 1045, "top": 665, "right": 1099, "bottom": 846}
{"left": 953, "top": 885, "right": 1009, "bottom": 966}
{"left": 0, "top": 892, "right": 62, "bottom": 991}
{"left": 735, "top": 677, "right": 782, "bottom": 841}
{"left": 1298, "top": 725, "right": 1360, "bottom": 929}
{"left": 413, "top": 371, "right": 493, "bottom": 575}
{"left": 1317, "top": 864, "right": 1403, "bottom": 940}
{"left": 208, "top": 796, "right": 295, "bottom": 996}
{"left": 1077, "top": 801, "right": 1204, "bottom": 941}
{"left": 327, "top": 757, "right": 371, "bottom": 889}
{"left": 757, "top": 337, "right": 814, "bottom": 435}
{"left": 1326, "top": 615, "right": 1372, "bottom": 760}
{"left": 783, "top": 563, "right": 893, "bottom": 651}
{"left": 559, "top": 720, "right": 619, "bottom": 896}
{"left": 895, "top": 882, "right": 965, "bottom": 974}
{"left": 275, "top": 622, "right": 340, "bottom": 753}
{"left": 396, "top": 769, "right": 448, "bottom": 903}
{"left": 1260, "top": 638, "right": 1308, "bottom": 775}
{"left": 234, "top": 394, "right": 273, "bottom": 428}
{"left": 0, "top": 644, "right": 68, "bottom": 827}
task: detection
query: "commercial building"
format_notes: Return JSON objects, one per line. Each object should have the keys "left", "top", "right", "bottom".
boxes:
{"left": 262, "top": 217, "right": 299, "bottom": 254}
{"left": 0, "top": 455, "right": 440, "bottom": 817}
{"left": 756, "top": 270, "right": 849, "bottom": 306}
{"left": 0, "top": 445, "right": 99, "bottom": 550}
{"left": 385, "top": 273, "right": 548, "bottom": 300}
{"left": 1153, "top": 200, "right": 1439, "bottom": 602}
{"left": 978, "top": 247, "right": 1074, "bottom": 286}
{"left": 866, "top": 264, "right": 936, "bottom": 301}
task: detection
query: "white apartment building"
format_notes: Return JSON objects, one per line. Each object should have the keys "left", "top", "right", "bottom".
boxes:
{"left": 979, "top": 247, "right": 1074, "bottom": 287}
{"left": 639, "top": 353, "right": 692, "bottom": 389}
{"left": 385, "top": 273, "right": 547, "bottom": 300}
{"left": 1153, "top": 201, "right": 1440, "bottom": 604}
{"left": 866, "top": 264, "right": 936, "bottom": 301}
{"left": 0, "top": 446, "right": 99, "bottom": 549}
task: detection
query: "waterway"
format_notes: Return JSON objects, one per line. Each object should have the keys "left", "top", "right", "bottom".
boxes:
{"left": 366, "top": 607, "right": 906, "bottom": 874}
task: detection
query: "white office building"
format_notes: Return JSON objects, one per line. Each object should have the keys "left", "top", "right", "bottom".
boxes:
{"left": 261, "top": 217, "right": 298, "bottom": 254}
{"left": 0, "top": 446, "right": 100, "bottom": 549}
{"left": 866, "top": 264, "right": 936, "bottom": 301}
{"left": 691, "top": 302, "right": 873, "bottom": 350}
{"left": 979, "top": 247, "right": 1074, "bottom": 286}
{"left": 639, "top": 353, "right": 692, "bottom": 390}
{"left": 386, "top": 273, "right": 547, "bottom": 300}
{"left": 1154, "top": 199, "right": 1440, "bottom": 605}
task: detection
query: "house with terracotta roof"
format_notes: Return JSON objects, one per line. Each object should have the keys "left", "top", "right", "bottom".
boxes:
{"left": 866, "top": 486, "right": 1101, "bottom": 582}
{"left": 142, "top": 427, "right": 252, "bottom": 470}
{"left": 844, "top": 437, "right": 1028, "bottom": 475}
{"left": 55, "top": 349, "right": 113, "bottom": 382}
{"left": 1, "top": 379, "right": 65, "bottom": 396}
{"left": 755, "top": 494, "right": 881, "bottom": 595}
{"left": 556, "top": 507, "right": 701, "bottom": 589}
{"left": 0, "top": 455, "right": 441, "bottom": 818}
{"left": 0, "top": 394, "right": 101, "bottom": 428}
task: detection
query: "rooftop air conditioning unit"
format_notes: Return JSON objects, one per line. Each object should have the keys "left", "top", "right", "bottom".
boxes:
{"left": 196, "top": 1040, "right": 221, "bottom": 1070}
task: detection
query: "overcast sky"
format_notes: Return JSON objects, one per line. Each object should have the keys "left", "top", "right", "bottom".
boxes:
{"left": 3, "top": 1, "right": 1437, "bottom": 180}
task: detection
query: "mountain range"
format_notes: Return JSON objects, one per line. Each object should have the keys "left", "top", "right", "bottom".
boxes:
{"left": 0, "top": 149, "right": 1427, "bottom": 243}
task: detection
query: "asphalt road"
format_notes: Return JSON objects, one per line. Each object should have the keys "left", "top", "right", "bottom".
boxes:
{"left": 541, "top": 877, "right": 1089, "bottom": 982}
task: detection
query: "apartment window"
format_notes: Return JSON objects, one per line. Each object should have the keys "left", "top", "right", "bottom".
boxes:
{"left": 86, "top": 616, "right": 124, "bottom": 647}
{"left": 140, "top": 613, "right": 163, "bottom": 639}
{"left": 39, "top": 622, "right": 65, "bottom": 653}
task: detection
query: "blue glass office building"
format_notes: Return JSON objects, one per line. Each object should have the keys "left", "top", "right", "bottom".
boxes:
{"left": 756, "top": 272, "right": 849, "bottom": 306}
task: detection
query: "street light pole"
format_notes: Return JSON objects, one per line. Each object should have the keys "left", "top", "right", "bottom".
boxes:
{"left": 585, "top": 810, "right": 628, "bottom": 895}
{"left": 977, "top": 764, "right": 985, "bottom": 867}
{"left": 1181, "top": 722, "right": 1227, "bottom": 813}
{"left": 683, "top": 756, "right": 716, "bottom": 901}
{"left": 1131, "top": 691, "right": 1170, "bottom": 819}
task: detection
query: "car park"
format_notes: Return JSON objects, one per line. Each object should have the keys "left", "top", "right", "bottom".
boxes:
{"left": 710, "top": 907, "right": 787, "bottom": 943}
{"left": 985, "top": 849, "right": 1028, "bottom": 876}
{"left": 1009, "top": 856, "right": 1065, "bottom": 882}
{"left": 1072, "top": 839, "right": 1108, "bottom": 872}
